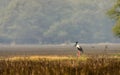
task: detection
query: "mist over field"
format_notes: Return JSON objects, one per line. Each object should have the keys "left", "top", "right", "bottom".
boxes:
{"left": 0, "top": 0, "right": 118, "bottom": 44}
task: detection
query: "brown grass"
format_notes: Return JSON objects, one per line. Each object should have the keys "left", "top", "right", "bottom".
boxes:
{"left": 0, "top": 55, "right": 119, "bottom": 75}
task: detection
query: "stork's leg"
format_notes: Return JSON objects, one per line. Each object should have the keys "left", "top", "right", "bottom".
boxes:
{"left": 77, "top": 50, "right": 80, "bottom": 57}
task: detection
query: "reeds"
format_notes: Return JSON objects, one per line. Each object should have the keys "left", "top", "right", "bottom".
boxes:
{"left": 0, "top": 56, "right": 119, "bottom": 75}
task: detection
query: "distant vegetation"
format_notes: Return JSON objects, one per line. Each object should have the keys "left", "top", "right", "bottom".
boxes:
{"left": 108, "top": 0, "right": 120, "bottom": 37}
{"left": 0, "top": 56, "right": 119, "bottom": 75}
{"left": 0, "top": 0, "right": 117, "bottom": 44}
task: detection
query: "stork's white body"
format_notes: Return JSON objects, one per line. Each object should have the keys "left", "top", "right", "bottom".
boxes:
{"left": 76, "top": 44, "right": 80, "bottom": 48}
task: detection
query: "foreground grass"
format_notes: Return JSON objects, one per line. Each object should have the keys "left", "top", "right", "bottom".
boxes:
{"left": 0, "top": 55, "right": 119, "bottom": 75}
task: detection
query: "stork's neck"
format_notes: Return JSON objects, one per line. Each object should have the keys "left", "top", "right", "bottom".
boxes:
{"left": 75, "top": 42, "right": 78, "bottom": 47}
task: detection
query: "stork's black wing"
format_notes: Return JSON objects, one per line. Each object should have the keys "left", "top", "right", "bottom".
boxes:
{"left": 77, "top": 47, "right": 83, "bottom": 53}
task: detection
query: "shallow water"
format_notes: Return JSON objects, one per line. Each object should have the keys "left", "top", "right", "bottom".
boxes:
{"left": 0, "top": 44, "right": 119, "bottom": 56}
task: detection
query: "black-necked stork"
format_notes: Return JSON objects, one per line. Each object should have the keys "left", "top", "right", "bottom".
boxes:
{"left": 74, "top": 42, "right": 83, "bottom": 56}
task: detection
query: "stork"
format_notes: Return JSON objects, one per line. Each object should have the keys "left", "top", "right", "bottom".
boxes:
{"left": 74, "top": 42, "right": 83, "bottom": 56}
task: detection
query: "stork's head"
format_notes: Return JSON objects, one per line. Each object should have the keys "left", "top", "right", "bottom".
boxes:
{"left": 76, "top": 42, "right": 78, "bottom": 44}
{"left": 74, "top": 41, "right": 78, "bottom": 47}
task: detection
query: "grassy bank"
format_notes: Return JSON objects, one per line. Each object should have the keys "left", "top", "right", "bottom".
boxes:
{"left": 0, "top": 55, "right": 119, "bottom": 75}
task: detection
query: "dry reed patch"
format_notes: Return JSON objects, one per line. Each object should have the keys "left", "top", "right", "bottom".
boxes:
{"left": 0, "top": 55, "right": 119, "bottom": 75}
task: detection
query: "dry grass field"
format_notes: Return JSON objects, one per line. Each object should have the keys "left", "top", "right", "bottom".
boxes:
{"left": 0, "top": 55, "right": 119, "bottom": 75}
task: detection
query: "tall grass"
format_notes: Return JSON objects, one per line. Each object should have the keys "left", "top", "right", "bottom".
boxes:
{"left": 0, "top": 56, "right": 119, "bottom": 75}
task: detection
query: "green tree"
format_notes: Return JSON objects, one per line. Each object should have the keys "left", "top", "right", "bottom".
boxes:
{"left": 107, "top": 0, "right": 120, "bottom": 37}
